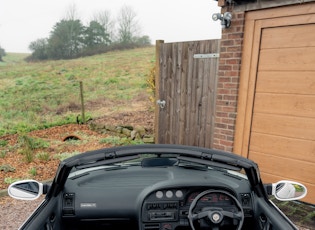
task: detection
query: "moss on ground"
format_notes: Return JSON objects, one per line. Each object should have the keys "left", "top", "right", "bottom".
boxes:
{"left": 272, "top": 199, "right": 315, "bottom": 229}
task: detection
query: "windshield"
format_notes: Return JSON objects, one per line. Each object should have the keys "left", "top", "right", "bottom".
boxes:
{"left": 68, "top": 154, "right": 248, "bottom": 181}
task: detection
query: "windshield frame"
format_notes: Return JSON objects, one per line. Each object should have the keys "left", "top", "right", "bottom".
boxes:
{"left": 46, "top": 144, "right": 262, "bottom": 199}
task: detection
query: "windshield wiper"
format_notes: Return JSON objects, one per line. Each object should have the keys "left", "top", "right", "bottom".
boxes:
{"left": 75, "top": 155, "right": 140, "bottom": 170}
{"left": 177, "top": 156, "right": 241, "bottom": 171}
{"left": 178, "top": 163, "right": 208, "bottom": 171}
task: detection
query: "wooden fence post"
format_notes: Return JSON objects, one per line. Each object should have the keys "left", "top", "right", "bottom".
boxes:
{"left": 79, "top": 81, "right": 86, "bottom": 124}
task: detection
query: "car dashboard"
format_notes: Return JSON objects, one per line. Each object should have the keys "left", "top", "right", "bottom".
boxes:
{"left": 60, "top": 163, "right": 255, "bottom": 230}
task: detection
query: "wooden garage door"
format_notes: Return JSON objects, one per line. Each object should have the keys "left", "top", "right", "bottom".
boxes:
{"left": 234, "top": 4, "right": 315, "bottom": 204}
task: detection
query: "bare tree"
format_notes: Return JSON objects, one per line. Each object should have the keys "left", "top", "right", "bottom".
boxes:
{"left": 64, "top": 3, "right": 80, "bottom": 20}
{"left": 116, "top": 5, "right": 141, "bottom": 44}
{"left": 93, "top": 10, "right": 115, "bottom": 42}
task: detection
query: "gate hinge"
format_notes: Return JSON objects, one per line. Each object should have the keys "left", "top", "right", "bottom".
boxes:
{"left": 193, "top": 53, "right": 219, "bottom": 59}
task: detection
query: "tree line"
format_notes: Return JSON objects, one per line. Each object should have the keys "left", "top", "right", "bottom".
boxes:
{"left": 26, "top": 5, "right": 151, "bottom": 61}
{"left": 0, "top": 46, "right": 5, "bottom": 61}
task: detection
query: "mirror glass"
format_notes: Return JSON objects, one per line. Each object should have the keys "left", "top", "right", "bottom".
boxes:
{"left": 275, "top": 181, "right": 307, "bottom": 201}
{"left": 8, "top": 180, "right": 41, "bottom": 200}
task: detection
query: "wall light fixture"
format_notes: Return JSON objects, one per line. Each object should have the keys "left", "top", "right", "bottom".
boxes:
{"left": 212, "top": 12, "right": 232, "bottom": 29}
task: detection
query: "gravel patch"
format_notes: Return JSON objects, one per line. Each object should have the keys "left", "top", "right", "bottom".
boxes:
{"left": 0, "top": 196, "right": 44, "bottom": 229}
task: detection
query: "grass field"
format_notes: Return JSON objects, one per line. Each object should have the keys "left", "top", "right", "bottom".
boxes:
{"left": 0, "top": 47, "right": 155, "bottom": 136}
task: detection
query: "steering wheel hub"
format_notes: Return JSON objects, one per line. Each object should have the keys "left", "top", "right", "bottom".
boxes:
{"left": 211, "top": 212, "right": 222, "bottom": 223}
{"left": 188, "top": 189, "right": 244, "bottom": 230}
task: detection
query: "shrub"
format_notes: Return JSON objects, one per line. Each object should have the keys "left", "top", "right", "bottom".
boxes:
{"left": 0, "top": 139, "right": 8, "bottom": 147}
{"left": 29, "top": 167, "right": 37, "bottom": 176}
{"left": 18, "top": 135, "right": 49, "bottom": 163}
{"left": 4, "top": 177, "right": 23, "bottom": 184}
{"left": 146, "top": 66, "right": 156, "bottom": 105}
{"left": 36, "top": 152, "right": 50, "bottom": 161}
{"left": 0, "top": 150, "right": 8, "bottom": 158}
{"left": 0, "top": 164, "right": 15, "bottom": 172}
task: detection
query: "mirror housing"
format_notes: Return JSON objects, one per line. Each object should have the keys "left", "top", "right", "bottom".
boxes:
{"left": 8, "top": 180, "right": 44, "bottom": 200}
{"left": 265, "top": 180, "right": 307, "bottom": 201}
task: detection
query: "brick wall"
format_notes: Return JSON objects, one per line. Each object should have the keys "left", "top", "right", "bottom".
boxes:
{"left": 213, "top": 11, "right": 245, "bottom": 151}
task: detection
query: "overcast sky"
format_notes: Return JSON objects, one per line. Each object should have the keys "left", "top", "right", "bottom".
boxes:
{"left": 0, "top": 0, "right": 221, "bottom": 53}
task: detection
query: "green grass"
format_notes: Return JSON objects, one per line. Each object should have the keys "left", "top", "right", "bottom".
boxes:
{"left": 29, "top": 167, "right": 37, "bottom": 176}
{"left": 36, "top": 152, "right": 50, "bottom": 161}
{"left": 4, "top": 177, "right": 23, "bottom": 184}
{"left": 0, "top": 47, "right": 155, "bottom": 136}
{"left": 53, "top": 151, "right": 80, "bottom": 161}
{"left": 99, "top": 136, "right": 144, "bottom": 146}
{"left": 0, "top": 140, "right": 8, "bottom": 147}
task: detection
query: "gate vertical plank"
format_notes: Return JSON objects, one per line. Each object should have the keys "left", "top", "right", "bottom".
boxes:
{"left": 179, "top": 42, "right": 188, "bottom": 145}
{"left": 154, "top": 40, "right": 164, "bottom": 143}
{"left": 184, "top": 42, "right": 197, "bottom": 145}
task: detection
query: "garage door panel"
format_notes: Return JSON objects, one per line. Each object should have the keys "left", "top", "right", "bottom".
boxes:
{"left": 254, "top": 93, "right": 315, "bottom": 118}
{"left": 250, "top": 133, "right": 315, "bottom": 163}
{"left": 261, "top": 24, "right": 315, "bottom": 49}
{"left": 252, "top": 113, "right": 315, "bottom": 140}
{"left": 256, "top": 71, "right": 315, "bottom": 94}
{"left": 236, "top": 5, "right": 315, "bottom": 204}
{"left": 249, "top": 151, "right": 315, "bottom": 185}
{"left": 259, "top": 47, "right": 315, "bottom": 71}
{"left": 260, "top": 173, "right": 315, "bottom": 203}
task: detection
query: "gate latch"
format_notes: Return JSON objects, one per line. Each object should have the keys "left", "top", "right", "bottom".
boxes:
{"left": 157, "top": 99, "right": 166, "bottom": 109}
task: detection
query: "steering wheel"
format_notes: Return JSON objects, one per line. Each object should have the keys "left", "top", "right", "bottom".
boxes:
{"left": 188, "top": 190, "right": 244, "bottom": 230}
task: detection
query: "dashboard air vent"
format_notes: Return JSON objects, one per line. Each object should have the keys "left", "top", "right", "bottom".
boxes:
{"left": 143, "top": 223, "right": 160, "bottom": 230}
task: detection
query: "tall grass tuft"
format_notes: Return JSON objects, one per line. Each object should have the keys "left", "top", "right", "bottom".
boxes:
{"left": 18, "top": 135, "right": 49, "bottom": 163}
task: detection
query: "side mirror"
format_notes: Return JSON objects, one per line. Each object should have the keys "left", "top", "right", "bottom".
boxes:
{"left": 8, "top": 180, "right": 44, "bottom": 200}
{"left": 266, "top": 180, "right": 307, "bottom": 201}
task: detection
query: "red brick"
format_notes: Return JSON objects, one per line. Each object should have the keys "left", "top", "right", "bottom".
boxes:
{"left": 218, "top": 77, "right": 232, "bottom": 83}
{"left": 220, "top": 140, "right": 233, "bottom": 147}
{"left": 219, "top": 65, "right": 232, "bottom": 71}
{"left": 220, "top": 53, "right": 234, "bottom": 59}
{"left": 224, "top": 83, "right": 238, "bottom": 88}
{"left": 216, "top": 123, "right": 227, "bottom": 129}
{"left": 221, "top": 40, "right": 234, "bottom": 46}
{"left": 226, "top": 59, "right": 240, "bottom": 65}
{"left": 228, "top": 33, "right": 243, "bottom": 39}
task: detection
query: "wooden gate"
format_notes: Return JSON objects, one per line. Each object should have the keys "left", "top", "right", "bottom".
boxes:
{"left": 155, "top": 40, "right": 220, "bottom": 148}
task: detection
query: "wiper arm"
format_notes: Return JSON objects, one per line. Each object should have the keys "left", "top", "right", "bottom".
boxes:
{"left": 75, "top": 155, "right": 140, "bottom": 170}
{"left": 178, "top": 162, "right": 208, "bottom": 171}
{"left": 177, "top": 156, "right": 241, "bottom": 171}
